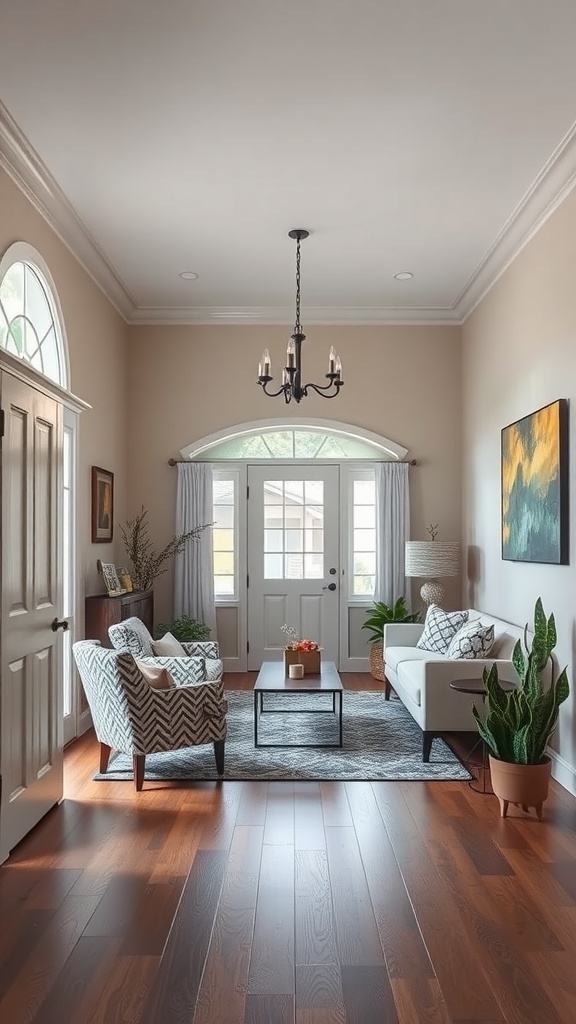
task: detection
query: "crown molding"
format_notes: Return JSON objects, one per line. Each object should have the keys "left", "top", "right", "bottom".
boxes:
{"left": 3, "top": 101, "right": 576, "bottom": 328}
{"left": 455, "top": 119, "right": 576, "bottom": 321}
{"left": 0, "top": 101, "right": 135, "bottom": 320}
{"left": 127, "top": 304, "right": 461, "bottom": 326}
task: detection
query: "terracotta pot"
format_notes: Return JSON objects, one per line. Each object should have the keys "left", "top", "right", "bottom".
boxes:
{"left": 488, "top": 754, "right": 551, "bottom": 820}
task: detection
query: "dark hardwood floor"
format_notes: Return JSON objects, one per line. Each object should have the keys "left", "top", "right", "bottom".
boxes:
{"left": 1, "top": 673, "right": 576, "bottom": 1023}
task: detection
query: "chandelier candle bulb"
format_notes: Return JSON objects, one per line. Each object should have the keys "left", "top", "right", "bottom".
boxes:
{"left": 287, "top": 339, "right": 296, "bottom": 367}
{"left": 335, "top": 355, "right": 342, "bottom": 379}
{"left": 329, "top": 346, "right": 336, "bottom": 374}
{"left": 262, "top": 349, "right": 271, "bottom": 376}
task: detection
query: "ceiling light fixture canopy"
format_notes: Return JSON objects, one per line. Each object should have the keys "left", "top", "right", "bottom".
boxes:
{"left": 257, "top": 229, "right": 344, "bottom": 404}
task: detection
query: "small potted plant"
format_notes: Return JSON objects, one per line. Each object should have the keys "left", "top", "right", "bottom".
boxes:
{"left": 473, "top": 598, "right": 569, "bottom": 820}
{"left": 154, "top": 614, "right": 211, "bottom": 643}
{"left": 361, "top": 597, "right": 420, "bottom": 681}
{"left": 281, "top": 624, "right": 321, "bottom": 676}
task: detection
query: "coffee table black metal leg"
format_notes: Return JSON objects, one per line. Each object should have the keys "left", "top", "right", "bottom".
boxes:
{"left": 338, "top": 691, "right": 343, "bottom": 746}
{"left": 254, "top": 690, "right": 258, "bottom": 747}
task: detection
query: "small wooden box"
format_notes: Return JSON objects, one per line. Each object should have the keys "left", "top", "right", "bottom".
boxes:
{"left": 284, "top": 648, "right": 321, "bottom": 676}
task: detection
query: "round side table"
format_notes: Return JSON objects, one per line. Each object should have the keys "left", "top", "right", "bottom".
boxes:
{"left": 449, "top": 678, "right": 515, "bottom": 793}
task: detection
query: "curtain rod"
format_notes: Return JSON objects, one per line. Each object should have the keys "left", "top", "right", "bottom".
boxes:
{"left": 168, "top": 457, "right": 419, "bottom": 466}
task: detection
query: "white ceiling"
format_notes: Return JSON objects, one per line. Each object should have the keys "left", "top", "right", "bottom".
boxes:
{"left": 1, "top": 0, "right": 576, "bottom": 325}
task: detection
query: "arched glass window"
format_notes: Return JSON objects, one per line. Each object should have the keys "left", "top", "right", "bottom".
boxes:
{"left": 0, "top": 250, "right": 67, "bottom": 387}
{"left": 181, "top": 420, "right": 407, "bottom": 462}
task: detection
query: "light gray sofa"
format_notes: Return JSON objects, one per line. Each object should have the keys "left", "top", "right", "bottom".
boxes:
{"left": 383, "top": 609, "right": 523, "bottom": 760}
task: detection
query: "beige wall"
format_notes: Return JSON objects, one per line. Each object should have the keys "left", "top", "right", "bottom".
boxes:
{"left": 462, "top": 186, "right": 576, "bottom": 782}
{"left": 126, "top": 323, "right": 463, "bottom": 620}
{"left": 0, "top": 167, "right": 129, "bottom": 601}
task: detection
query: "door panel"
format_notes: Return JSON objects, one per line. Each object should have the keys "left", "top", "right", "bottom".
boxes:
{"left": 247, "top": 465, "right": 339, "bottom": 669}
{"left": 0, "top": 372, "right": 63, "bottom": 864}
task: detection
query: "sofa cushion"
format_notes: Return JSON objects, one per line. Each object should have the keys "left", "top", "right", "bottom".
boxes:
{"left": 385, "top": 645, "right": 447, "bottom": 673}
{"left": 394, "top": 661, "right": 424, "bottom": 707}
{"left": 416, "top": 605, "right": 469, "bottom": 654}
{"left": 446, "top": 620, "right": 495, "bottom": 660}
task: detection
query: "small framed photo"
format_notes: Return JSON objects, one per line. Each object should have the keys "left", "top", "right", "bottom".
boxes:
{"left": 92, "top": 466, "right": 114, "bottom": 543}
{"left": 117, "top": 567, "right": 133, "bottom": 593}
{"left": 99, "top": 561, "right": 125, "bottom": 597}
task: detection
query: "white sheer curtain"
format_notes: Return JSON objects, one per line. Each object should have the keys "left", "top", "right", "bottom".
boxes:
{"left": 374, "top": 462, "right": 410, "bottom": 607}
{"left": 174, "top": 462, "right": 217, "bottom": 639}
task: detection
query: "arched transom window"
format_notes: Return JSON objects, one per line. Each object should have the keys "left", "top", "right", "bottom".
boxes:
{"left": 0, "top": 250, "right": 67, "bottom": 387}
{"left": 181, "top": 419, "right": 407, "bottom": 461}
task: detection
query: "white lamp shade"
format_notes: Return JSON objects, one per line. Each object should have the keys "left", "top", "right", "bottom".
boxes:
{"left": 405, "top": 540, "right": 460, "bottom": 578}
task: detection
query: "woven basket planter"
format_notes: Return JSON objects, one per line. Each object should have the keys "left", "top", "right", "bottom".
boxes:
{"left": 369, "top": 641, "right": 385, "bottom": 681}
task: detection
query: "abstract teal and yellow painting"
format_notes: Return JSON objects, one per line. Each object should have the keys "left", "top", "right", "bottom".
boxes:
{"left": 501, "top": 399, "right": 568, "bottom": 563}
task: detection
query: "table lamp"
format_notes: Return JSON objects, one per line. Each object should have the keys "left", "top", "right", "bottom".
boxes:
{"left": 405, "top": 536, "right": 460, "bottom": 607}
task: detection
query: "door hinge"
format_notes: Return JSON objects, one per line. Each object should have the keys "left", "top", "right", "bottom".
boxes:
{"left": 0, "top": 409, "right": 4, "bottom": 439}
{"left": 247, "top": 484, "right": 249, "bottom": 500}
{"left": 247, "top": 640, "right": 250, "bottom": 653}
{"left": 247, "top": 573, "right": 249, "bottom": 589}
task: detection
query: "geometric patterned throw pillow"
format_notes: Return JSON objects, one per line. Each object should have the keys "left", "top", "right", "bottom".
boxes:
{"left": 446, "top": 620, "right": 495, "bottom": 660}
{"left": 416, "top": 605, "right": 469, "bottom": 654}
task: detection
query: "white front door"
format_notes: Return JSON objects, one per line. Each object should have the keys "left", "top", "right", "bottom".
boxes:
{"left": 0, "top": 372, "right": 63, "bottom": 864}
{"left": 247, "top": 465, "right": 340, "bottom": 669}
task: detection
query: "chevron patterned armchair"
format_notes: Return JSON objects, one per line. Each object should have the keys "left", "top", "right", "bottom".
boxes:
{"left": 108, "top": 616, "right": 223, "bottom": 681}
{"left": 73, "top": 640, "right": 227, "bottom": 790}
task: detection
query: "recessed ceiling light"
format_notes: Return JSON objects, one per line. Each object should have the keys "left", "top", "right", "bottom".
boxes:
{"left": 394, "top": 271, "right": 413, "bottom": 281}
{"left": 179, "top": 271, "right": 199, "bottom": 280}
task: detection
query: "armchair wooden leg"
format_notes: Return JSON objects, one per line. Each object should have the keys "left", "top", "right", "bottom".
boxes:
{"left": 133, "top": 754, "right": 145, "bottom": 791}
{"left": 99, "top": 742, "right": 112, "bottom": 774}
{"left": 384, "top": 678, "right": 392, "bottom": 701}
{"left": 213, "top": 740, "right": 225, "bottom": 775}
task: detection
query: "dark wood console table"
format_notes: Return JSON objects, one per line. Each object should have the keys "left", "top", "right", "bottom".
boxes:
{"left": 84, "top": 589, "right": 154, "bottom": 647}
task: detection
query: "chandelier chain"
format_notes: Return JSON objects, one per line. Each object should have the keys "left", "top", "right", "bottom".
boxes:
{"left": 295, "top": 235, "right": 301, "bottom": 332}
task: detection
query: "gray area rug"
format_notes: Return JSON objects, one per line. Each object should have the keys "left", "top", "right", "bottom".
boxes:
{"left": 94, "top": 690, "right": 472, "bottom": 782}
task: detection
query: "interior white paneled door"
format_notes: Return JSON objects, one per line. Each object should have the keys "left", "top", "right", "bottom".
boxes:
{"left": 0, "top": 372, "right": 63, "bottom": 864}
{"left": 247, "top": 465, "right": 340, "bottom": 669}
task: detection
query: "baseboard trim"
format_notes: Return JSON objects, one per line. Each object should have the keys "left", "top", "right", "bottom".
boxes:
{"left": 548, "top": 747, "right": 576, "bottom": 798}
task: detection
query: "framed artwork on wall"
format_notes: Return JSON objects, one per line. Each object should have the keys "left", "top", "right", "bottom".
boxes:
{"left": 91, "top": 466, "right": 114, "bottom": 543}
{"left": 501, "top": 399, "right": 568, "bottom": 564}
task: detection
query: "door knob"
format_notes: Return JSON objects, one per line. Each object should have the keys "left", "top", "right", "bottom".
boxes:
{"left": 322, "top": 583, "right": 337, "bottom": 591}
{"left": 51, "top": 617, "right": 69, "bottom": 632}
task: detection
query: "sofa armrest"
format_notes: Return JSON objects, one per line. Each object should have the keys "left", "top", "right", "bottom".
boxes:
{"left": 383, "top": 623, "right": 424, "bottom": 648}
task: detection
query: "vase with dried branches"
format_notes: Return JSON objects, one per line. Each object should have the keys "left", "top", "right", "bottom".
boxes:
{"left": 119, "top": 506, "right": 210, "bottom": 592}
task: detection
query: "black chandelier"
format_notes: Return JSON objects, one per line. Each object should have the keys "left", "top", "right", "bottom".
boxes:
{"left": 257, "top": 229, "right": 344, "bottom": 403}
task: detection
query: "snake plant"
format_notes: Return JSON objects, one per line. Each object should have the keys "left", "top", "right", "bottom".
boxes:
{"left": 473, "top": 598, "right": 569, "bottom": 764}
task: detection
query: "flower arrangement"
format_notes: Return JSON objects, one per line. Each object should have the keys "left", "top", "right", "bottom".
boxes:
{"left": 281, "top": 624, "right": 320, "bottom": 652}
